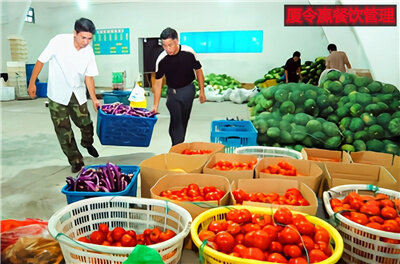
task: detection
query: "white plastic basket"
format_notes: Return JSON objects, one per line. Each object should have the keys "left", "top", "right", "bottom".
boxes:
{"left": 48, "top": 196, "right": 192, "bottom": 264}
{"left": 233, "top": 146, "right": 303, "bottom": 160}
{"left": 323, "top": 184, "right": 400, "bottom": 264}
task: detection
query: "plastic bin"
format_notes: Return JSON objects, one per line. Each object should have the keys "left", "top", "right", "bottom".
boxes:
{"left": 191, "top": 205, "right": 343, "bottom": 264}
{"left": 61, "top": 164, "right": 139, "bottom": 204}
{"left": 234, "top": 146, "right": 303, "bottom": 160}
{"left": 48, "top": 196, "right": 192, "bottom": 264}
{"left": 323, "top": 184, "right": 400, "bottom": 264}
{"left": 102, "top": 90, "right": 130, "bottom": 105}
{"left": 96, "top": 109, "right": 157, "bottom": 147}
{"left": 210, "top": 120, "right": 257, "bottom": 153}
{"left": 36, "top": 82, "right": 47, "bottom": 97}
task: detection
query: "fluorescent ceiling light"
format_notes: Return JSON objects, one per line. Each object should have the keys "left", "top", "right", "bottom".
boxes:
{"left": 77, "top": 0, "right": 88, "bottom": 10}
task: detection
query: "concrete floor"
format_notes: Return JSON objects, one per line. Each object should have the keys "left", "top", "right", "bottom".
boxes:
{"left": 0, "top": 92, "right": 250, "bottom": 263}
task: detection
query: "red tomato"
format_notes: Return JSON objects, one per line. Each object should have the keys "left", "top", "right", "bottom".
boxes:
{"left": 252, "top": 214, "right": 272, "bottom": 227}
{"left": 294, "top": 219, "right": 314, "bottom": 236}
{"left": 274, "top": 207, "right": 293, "bottom": 225}
{"left": 241, "top": 247, "right": 265, "bottom": 261}
{"left": 313, "top": 226, "right": 330, "bottom": 244}
{"left": 270, "top": 241, "right": 283, "bottom": 253}
{"left": 205, "top": 192, "right": 220, "bottom": 201}
{"left": 77, "top": 236, "right": 90, "bottom": 243}
{"left": 227, "top": 222, "right": 241, "bottom": 236}
{"left": 360, "top": 202, "right": 380, "bottom": 216}
{"left": 111, "top": 227, "right": 126, "bottom": 242}
{"left": 126, "top": 230, "right": 136, "bottom": 238}
{"left": 263, "top": 225, "right": 279, "bottom": 241}
{"left": 98, "top": 223, "right": 109, "bottom": 234}
{"left": 90, "top": 230, "right": 106, "bottom": 244}
{"left": 283, "top": 244, "right": 302, "bottom": 258}
{"left": 215, "top": 231, "right": 235, "bottom": 253}
{"left": 381, "top": 206, "right": 397, "bottom": 219}
{"left": 382, "top": 219, "right": 400, "bottom": 232}
{"left": 149, "top": 227, "right": 161, "bottom": 243}
{"left": 241, "top": 223, "right": 261, "bottom": 233}
{"left": 299, "top": 235, "right": 315, "bottom": 252}
{"left": 206, "top": 241, "right": 218, "bottom": 250}
{"left": 235, "top": 233, "right": 244, "bottom": 244}
{"left": 232, "top": 189, "right": 248, "bottom": 204}
{"left": 243, "top": 230, "right": 271, "bottom": 251}
{"left": 208, "top": 220, "right": 227, "bottom": 233}
{"left": 345, "top": 192, "right": 363, "bottom": 210}
{"left": 279, "top": 225, "right": 301, "bottom": 245}
{"left": 106, "top": 231, "right": 114, "bottom": 243}
{"left": 308, "top": 249, "right": 328, "bottom": 263}
{"left": 112, "top": 241, "right": 122, "bottom": 247}
{"left": 369, "top": 215, "right": 385, "bottom": 224}
{"left": 102, "top": 240, "right": 112, "bottom": 246}
{"left": 350, "top": 212, "right": 369, "bottom": 225}
{"left": 366, "top": 222, "right": 382, "bottom": 230}
{"left": 380, "top": 199, "right": 394, "bottom": 208}
{"left": 198, "top": 230, "right": 215, "bottom": 242}
{"left": 229, "top": 252, "right": 240, "bottom": 258}
{"left": 267, "top": 252, "right": 288, "bottom": 263}
{"left": 226, "top": 209, "right": 252, "bottom": 225}
{"left": 288, "top": 257, "right": 308, "bottom": 264}
{"left": 159, "top": 229, "right": 176, "bottom": 242}
{"left": 233, "top": 244, "right": 247, "bottom": 256}
{"left": 121, "top": 234, "right": 137, "bottom": 247}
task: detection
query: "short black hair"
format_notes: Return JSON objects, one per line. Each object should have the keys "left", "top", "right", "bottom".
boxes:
{"left": 328, "top": 44, "right": 337, "bottom": 51}
{"left": 160, "top": 27, "right": 178, "bottom": 40}
{"left": 293, "top": 51, "right": 301, "bottom": 57}
{"left": 75, "top": 17, "right": 96, "bottom": 35}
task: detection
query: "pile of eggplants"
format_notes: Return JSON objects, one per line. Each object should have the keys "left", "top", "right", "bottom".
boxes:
{"left": 66, "top": 163, "right": 133, "bottom": 192}
{"left": 101, "top": 103, "right": 156, "bottom": 117}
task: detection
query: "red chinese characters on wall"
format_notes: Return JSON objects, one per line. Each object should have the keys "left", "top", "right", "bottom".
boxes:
{"left": 285, "top": 5, "right": 396, "bottom": 26}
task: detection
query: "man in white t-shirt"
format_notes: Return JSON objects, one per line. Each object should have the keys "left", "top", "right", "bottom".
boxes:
{"left": 28, "top": 17, "right": 101, "bottom": 173}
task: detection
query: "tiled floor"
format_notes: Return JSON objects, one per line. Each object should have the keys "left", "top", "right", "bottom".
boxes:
{"left": 1, "top": 92, "right": 250, "bottom": 263}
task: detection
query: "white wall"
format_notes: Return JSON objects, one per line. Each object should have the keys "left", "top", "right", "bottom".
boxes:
{"left": 2, "top": 0, "right": 399, "bottom": 88}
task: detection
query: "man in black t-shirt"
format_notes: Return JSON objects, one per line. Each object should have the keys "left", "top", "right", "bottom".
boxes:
{"left": 151, "top": 27, "right": 206, "bottom": 146}
{"left": 284, "top": 51, "right": 302, "bottom": 83}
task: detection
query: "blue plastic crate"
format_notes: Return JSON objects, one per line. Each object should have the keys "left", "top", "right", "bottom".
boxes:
{"left": 96, "top": 109, "right": 157, "bottom": 147}
{"left": 61, "top": 164, "right": 139, "bottom": 204}
{"left": 36, "top": 82, "right": 47, "bottom": 98}
{"left": 210, "top": 120, "right": 258, "bottom": 153}
{"left": 102, "top": 90, "right": 130, "bottom": 105}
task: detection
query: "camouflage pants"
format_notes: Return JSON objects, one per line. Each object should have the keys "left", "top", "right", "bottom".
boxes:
{"left": 49, "top": 94, "right": 94, "bottom": 166}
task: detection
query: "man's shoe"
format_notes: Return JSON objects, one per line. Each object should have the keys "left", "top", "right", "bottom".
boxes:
{"left": 71, "top": 162, "right": 84, "bottom": 173}
{"left": 86, "top": 145, "right": 99, "bottom": 158}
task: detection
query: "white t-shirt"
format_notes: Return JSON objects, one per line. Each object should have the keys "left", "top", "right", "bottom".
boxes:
{"left": 38, "top": 34, "right": 98, "bottom": 105}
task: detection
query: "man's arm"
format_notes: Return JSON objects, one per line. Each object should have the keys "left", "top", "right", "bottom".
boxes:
{"left": 326, "top": 57, "right": 331, "bottom": 69}
{"left": 27, "top": 60, "right": 44, "bottom": 99}
{"left": 195, "top": 68, "right": 206, "bottom": 103}
{"left": 152, "top": 78, "right": 163, "bottom": 113}
{"left": 297, "top": 66, "right": 302, "bottom": 81}
{"left": 284, "top": 70, "right": 289, "bottom": 83}
{"left": 85, "top": 76, "right": 100, "bottom": 111}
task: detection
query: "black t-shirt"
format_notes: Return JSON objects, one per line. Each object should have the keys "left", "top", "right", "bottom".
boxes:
{"left": 284, "top": 58, "right": 301, "bottom": 82}
{"left": 155, "top": 45, "right": 202, "bottom": 88}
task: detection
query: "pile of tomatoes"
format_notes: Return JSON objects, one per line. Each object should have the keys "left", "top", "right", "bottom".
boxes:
{"left": 78, "top": 223, "right": 176, "bottom": 247}
{"left": 212, "top": 160, "right": 257, "bottom": 171}
{"left": 159, "top": 183, "right": 225, "bottom": 202}
{"left": 261, "top": 161, "right": 298, "bottom": 176}
{"left": 181, "top": 149, "right": 212, "bottom": 155}
{"left": 232, "top": 188, "right": 310, "bottom": 206}
{"left": 330, "top": 192, "right": 400, "bottom": 243}
{"left": 198, "top": 207, "right": 333, "bottom": 263}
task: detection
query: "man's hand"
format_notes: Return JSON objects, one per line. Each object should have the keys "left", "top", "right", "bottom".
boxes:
{"left": 199, "top": 91, "right": 206, "bottom": 103}
{"left": 92, "top": 99, "right": 101, "bottom": 112}
{"left": 28, "top": 83, "right": 36, "bottom": 99}
{"left": 150, "top": 105, "right": 159, "bottom": 114}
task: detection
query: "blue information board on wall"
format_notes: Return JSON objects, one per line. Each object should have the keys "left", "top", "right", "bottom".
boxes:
{"left": 180, "top": 30, "right": 263, "bottom": 53}
{"left": 92, "top": 28, "right": 130, "bottom": 55}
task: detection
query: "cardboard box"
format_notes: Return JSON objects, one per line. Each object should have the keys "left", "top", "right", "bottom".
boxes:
{"left": 350, "top": 151, "right": 400, "bottom": 191}
{"left": 150, "top": 173, "right": 231, "bottom": 219}
{"left": 203, "top": 153, "right": 258, "bottom": 183}
{"left": 139, "top": 153, "right": 209, "bottom": 198}
{"left": 255, "top": 157, "right": 323, "bottom": 193}
{"left": 324, "top": 163, "right": 398, "bottom": 191}
{"left": 169, "top": 142, "right": 224, "bottom": 157}
{"left": 301, "top": 148, "right": 352, "bottom": 197}
{"left": 346, "top": 68, "right": 373, "bottom": 79}
{"left": 231, "top": 178, "right": 318, "bottom": 215}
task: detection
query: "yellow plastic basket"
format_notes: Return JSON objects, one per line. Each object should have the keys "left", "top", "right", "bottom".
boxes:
{"left": 191, "top": 205, "right": 344, "bottom": 264}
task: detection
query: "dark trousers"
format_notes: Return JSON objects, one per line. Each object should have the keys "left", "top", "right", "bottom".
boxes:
{"left": 48, "top": 94, "right": 94, "bottom": 166}
{"left": 166, "top": 83, "right": 195, "bottom": 146}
